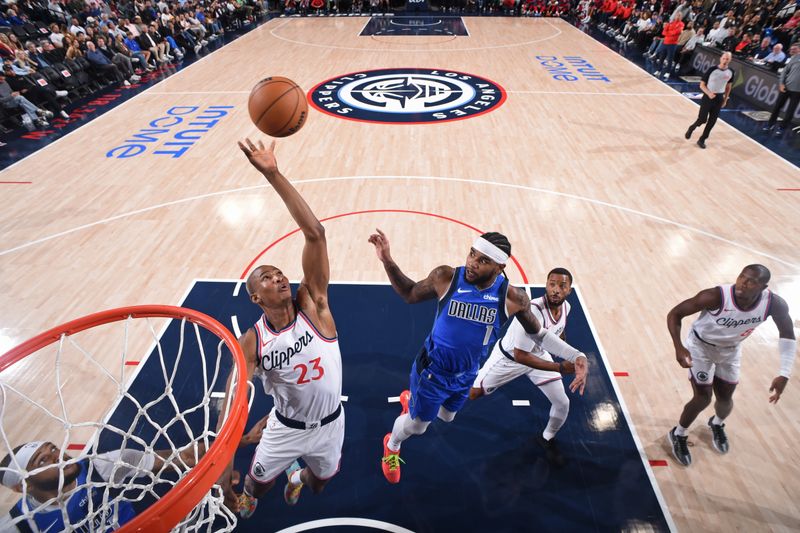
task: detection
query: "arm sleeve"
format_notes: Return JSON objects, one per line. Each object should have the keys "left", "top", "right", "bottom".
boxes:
{"left": 779, "top": 338, "right": 796, "bottom": 379}
{"left": 93, "top": 449, "right": 157, "bottom": 484}
{"left": 531, "top": 329, "right": 585, "bottom": 362}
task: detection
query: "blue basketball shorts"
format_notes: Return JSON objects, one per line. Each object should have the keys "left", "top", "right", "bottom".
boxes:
{"left": 408, "top": 348, "right": 475, "bottom": 422}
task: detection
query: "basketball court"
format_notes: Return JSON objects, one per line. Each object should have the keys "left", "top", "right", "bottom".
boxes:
{"left": 1, "top": 15, "right": 798, "bottom": 532}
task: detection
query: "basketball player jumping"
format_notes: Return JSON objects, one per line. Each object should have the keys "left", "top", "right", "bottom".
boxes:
{"left": 369, "top": 230, "right": 588, "bottom": 483}
{"left": 221, "top": 139, "right": 344, "bottom": 517}
{"left": 469, "top": 267, "right": 588, "bottom": 466}
{"left": 666, "top": 264, "right": 796, "bottom": 466}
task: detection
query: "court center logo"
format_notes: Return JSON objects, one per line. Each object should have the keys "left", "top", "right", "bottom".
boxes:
{"left": 309, "top": 68, "right": 506, "bottom": 124}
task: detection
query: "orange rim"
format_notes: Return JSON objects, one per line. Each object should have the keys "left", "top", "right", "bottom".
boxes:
{"left": 0, "top": 305, "right": 248, "bottom": 533}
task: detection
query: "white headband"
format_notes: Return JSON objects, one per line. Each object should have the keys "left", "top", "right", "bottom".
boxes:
{"left": 472, "top": 237, "right": 509, "bottom": 265}
{"left": 1, "top": 441, "right": 45, "bottom": 488}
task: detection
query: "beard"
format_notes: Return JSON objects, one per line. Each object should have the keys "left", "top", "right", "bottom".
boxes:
{"left": 35, "top": 464, "right": 82, "bottom": 491}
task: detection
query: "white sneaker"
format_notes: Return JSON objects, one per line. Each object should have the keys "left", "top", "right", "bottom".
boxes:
{"left": 664, "top": 73, "right": 670, "bottom": 79}
{"left": 130, "top": 75, "right": 141, "bottom": 81}
{"left": 653, "top": 70, "right": 660, "bottom": 76}
{"left": 21, "top": 114, "right": 34, "bottom": 131}
{"left": 123, "top": 80, "right": 131, "bottom": 86}
{"left": 38, "top": 108, "right": 54, "bottom": 119}
{"left": 55, "top": 90, "right": 68, "bottom": 97}
{"left": 60, "top": 110, "right": 70, "bottom": 119}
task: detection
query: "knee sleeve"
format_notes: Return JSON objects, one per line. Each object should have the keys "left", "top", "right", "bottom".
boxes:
{"left": 437, "top": 406, "right": 456, "bottom": 423}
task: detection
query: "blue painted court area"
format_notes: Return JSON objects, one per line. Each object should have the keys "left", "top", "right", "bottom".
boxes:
{"left": 115, "top": 281, "right": 671, "bottom": 532}
{"left": 360, "top": 16, "right": 469, "bottom": 36}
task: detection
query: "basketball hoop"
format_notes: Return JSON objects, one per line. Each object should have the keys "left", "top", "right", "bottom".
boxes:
{"left": 0, "top": 305, "right": 249, "bottom": 532}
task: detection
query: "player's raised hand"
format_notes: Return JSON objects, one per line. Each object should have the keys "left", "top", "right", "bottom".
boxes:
{"left": 769, "top": 376, "right": 788, "bottom": 403}
{"left": 569, "top": 355, "right": 589, "bottom": 395}
{"left": 675, "top": 346, "right": 692, "bottom": 368}
{"left": 368, "top": 228, "right": 393, "bottom": 264}
{"left": 238, "top": 137, "right": 278, "bottom": 175}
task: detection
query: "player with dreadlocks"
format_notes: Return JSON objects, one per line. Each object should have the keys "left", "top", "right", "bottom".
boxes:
{"left": 368, "top": 229, "right": 588, "bottom": 483}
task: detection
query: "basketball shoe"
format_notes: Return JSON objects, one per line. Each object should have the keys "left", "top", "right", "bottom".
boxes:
{"left": 238, "top": 492, "right": 257, "bottom": 519}
{"left": 707, "top": 417, "right": 729, "bottom": 454}
{"left": 381, "top": 433, "right": 404, "bottom": 484}
{"left": 399, "top": 389, "right": 410, "bottom": 415}
{"left": 668, "top": 427, "right": 691, "bottom": 466}
{"left": 284, "top": 460, "right": 304, "bottom": 505}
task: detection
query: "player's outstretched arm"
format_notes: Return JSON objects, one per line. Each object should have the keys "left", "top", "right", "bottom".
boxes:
{"left": 368, "top": 228, "right": 453, "bottom": 303}
{"left": 768, "top": 294, "right": 796, "bottom": 404}
{"left": 239, "top": 138, "right": 329, "bottom": 298}
{"left": 666, "top": 288, "right": 721, "bottom": 369}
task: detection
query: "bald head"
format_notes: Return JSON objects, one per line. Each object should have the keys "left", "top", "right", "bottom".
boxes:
{"left": 742, "top": 264, "right": 770, "bottom": 283}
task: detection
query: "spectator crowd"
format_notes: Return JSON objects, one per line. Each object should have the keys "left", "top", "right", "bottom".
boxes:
{"left": 578, "top": 0, "right": 799, "bottom": 79}
{"left": 0, "top": 0, "right": 267, "bottom": 137}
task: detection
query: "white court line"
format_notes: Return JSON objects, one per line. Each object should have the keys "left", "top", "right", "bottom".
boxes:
{"left": 268, "top": 17, "right": 562, "bottom": 52}
{"left": 146, "top": 89, "right": 684, "bottom": 97}
{"left": 511, "top": 400, "right": 530, "bottom": 406}
{"left": 560, "top": 21, "right": 799, "bottom": 172}
{"left": 2, "top": 175, "right": 797, "bottom": 269}
{"left": 231, "top": 315, "right": 242, "bottom": 338}
{"left": 574, "top": 286, "right": 677, "bottom": 533}
{"left": 274, "top": 518, "right": 415, "bottom": 533}
{"left": 341, "top": 395, "right": 348, "bottom": 402}
{"left": 388, "top": 396, "right": 400, "bottom": 403}
{"left": 508, "top": 90, "right": 683, "bottom": 97}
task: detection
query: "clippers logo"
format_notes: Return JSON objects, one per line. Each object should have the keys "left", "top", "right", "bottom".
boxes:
{"left": 309, "top": 68, "right": 506, "bottom": 124}
{"left": 696, "top": 371, "right": 709, "bottom": 382}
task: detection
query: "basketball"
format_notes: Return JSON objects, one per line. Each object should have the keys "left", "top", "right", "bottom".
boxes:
{"left": 247, "top": 77, "right": 308, "bottom": 138}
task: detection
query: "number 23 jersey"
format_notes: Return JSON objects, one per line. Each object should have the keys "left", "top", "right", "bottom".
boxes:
{"left": 252, "top": 306, "right": 342, "bottom": 422}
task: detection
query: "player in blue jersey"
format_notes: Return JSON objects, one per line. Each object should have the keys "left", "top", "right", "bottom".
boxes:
{"left": 0, "top": 440, "right": 205, "bottom": 532}
{"left": 369, "top": 229, "right": 589, "bottom": 483}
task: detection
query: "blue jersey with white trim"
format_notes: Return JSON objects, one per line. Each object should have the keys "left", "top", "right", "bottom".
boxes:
{"left": 424, "top": 266, "right": 509, "bottom": 375}
{"left": 12, "top": 459, "right": 136, "bottom": 533}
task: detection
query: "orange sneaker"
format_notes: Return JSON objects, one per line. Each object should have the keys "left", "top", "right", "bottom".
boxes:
{"left": 381, "top": 433, "right": 404, "bottom": 484}
{"left": 399, "top": 390, "right": 410, "bottom": 415}
{"left": 283, "top": 461, "right": 304, "bottom": 506}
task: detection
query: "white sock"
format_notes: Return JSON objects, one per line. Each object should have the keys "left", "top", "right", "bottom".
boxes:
{"left": 289, "top": 469, "right": 302, "bottom": 485}
{"left": 712, "top": 415, "right": 724, "bottom": 426}
{"left": 675, "top": 424, "right": 688, "bottom": 437}
{"left": 388, "top": 413, "right": 430, "bottom": 451}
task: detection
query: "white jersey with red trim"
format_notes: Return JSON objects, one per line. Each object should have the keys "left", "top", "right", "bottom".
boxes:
{"left": 529, "top": 296, "right": 570, "bottom": 357}
{"left": 498, "top": 296, "right": 570, "bottom": 358}
{"left": 690, "top": 284, "right": 772, "bottom": 347}
{"left": 252, "top": 306, "right": 342, "bottom": 423}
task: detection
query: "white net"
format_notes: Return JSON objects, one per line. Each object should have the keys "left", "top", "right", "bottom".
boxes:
{"left": 0, "top": 309, "right": 249, "bottom": 532}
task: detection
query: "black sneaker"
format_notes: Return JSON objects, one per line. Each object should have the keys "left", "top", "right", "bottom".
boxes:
{"left": 761, "top": 124, "right": 774, "bottom": 133}
{"left": 707, "top": 417, "right": 729, "bottom": 454}
{"left": 536, "top": 434, "right": 566, "bottom": 467}
{"left": 685, "top": 126, "right": 695, "bottom": 139}
{"left": 668, "top": 427, "right": 691, "bottom": 466}
{"left": 696, "top": 139, "right": 706, "bottom": 149}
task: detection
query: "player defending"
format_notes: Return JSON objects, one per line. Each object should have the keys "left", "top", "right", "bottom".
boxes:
{"left": 469, "top": 268, "right": 588, "bottom": 466}
{"left": 369, "top": 230, "right": 588, "bottom": 483}
{"left": 666, "top": 264, "right": 796, "bottom": 466}
{"left": 223, "top": 139, "right": 344, "bottom": 517}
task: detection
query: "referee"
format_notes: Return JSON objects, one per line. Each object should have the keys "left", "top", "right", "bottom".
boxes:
{"left": 685, "top": 51, "right": 734, "bottom": 149}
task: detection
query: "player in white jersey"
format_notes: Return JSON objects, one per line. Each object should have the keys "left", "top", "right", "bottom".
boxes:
{"left": 469, "top": 268, "right": 588, "bottom": 466}
{"left": 219, "top": 138, "right": 344, "bottom": 517}
{"left": 666, "top": 264, "right": 796, "bottom": 467}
